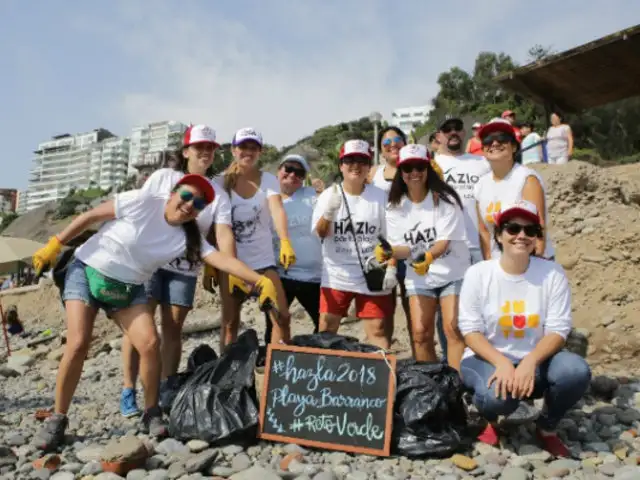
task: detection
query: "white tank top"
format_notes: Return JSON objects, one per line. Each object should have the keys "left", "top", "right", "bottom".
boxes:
{"left": 371, "top": 164, "right": 393, "bottom": 193}
{"left": 546, "top": 125, "right": 570, "bottom": 158}
{"left": 474, "top": 163, "right": 555, "bottom": 259}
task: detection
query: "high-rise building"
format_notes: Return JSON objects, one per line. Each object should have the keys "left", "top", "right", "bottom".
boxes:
{"left": 128, "top": 120, "right": 187, "bottom": 175}
{"left": 90, "top": 136, "right": 130, "bottom": 191}
{"left": 390, "top": 105, "right": 430, "bottom": 138}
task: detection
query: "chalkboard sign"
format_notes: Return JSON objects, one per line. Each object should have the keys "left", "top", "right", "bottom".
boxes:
{"left": 258, "top": 344, "right": 396, "bottom": 457}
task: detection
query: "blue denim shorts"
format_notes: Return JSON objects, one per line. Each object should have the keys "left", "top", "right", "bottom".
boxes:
{"left": 406, "top": 279, "right": 463, "bottom": 298}
{"left": 147, "top": 268, "right": 198, "bottom": 308}
{"left": 63, "top": 258, "right": 148, "bottom": 315}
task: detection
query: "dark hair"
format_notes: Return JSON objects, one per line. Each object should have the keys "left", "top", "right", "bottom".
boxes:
{"left": 173, "top": 147, "right": 216, "bottom": 178}
{"left": 388, "top": 162, "right": 463, "bottom": 209}
{"left": 171, "top": 185, "right": 202, "bottom": 267}
{"left": 428, "top": 132, "right": 438, "bottom": 143}
{"left": 550, "top": 111, "right": 564, "bottom": 123}
{"left": 377, "top": 126, "right": 407, "bottom": 151}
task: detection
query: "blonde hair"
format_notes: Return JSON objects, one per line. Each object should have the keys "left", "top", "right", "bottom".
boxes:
{"left": 223, "top": 160, "right": 242, "bottom": 194}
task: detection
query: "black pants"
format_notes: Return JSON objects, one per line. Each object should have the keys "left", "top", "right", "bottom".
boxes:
{"left": 264, "top": 278, "right": 321, "bottom": 344}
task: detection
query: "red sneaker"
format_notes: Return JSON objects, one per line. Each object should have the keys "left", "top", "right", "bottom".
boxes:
{"left": 477, "top": 424, "right": 500, "bottom": 446}
{"left": 537, "top": 429, "right": 570, "bottom": 457}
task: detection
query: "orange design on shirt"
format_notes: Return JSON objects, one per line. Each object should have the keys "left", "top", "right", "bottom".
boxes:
{"left": 485, "top": 201, "right": 501, "bottom": 224}
{"left": 499, "top": 300, "right": 539, "bottom": 338}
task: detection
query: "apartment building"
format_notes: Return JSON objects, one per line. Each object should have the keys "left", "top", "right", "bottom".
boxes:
{"left": 128, "top": 120, "right": 187, "bottom": 175}
{"left": 0, "top": 189, "right": 18, "bottom": 213}
{"left": 91, "top": 136, "right": 130, "bottom": 191}
{"left": 390, "top": 105, "right": 430, "bottom": 138}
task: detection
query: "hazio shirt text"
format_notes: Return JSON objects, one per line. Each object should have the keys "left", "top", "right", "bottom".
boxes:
{"left": 312, "top": 184, "right": 389, "bottom": 296}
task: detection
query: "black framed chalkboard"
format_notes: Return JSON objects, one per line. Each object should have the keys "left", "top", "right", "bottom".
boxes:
{"left": 258, "top": 344, "right": 396, "bottom": 456}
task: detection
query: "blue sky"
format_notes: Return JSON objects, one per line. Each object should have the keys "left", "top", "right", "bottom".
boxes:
{"left": 1, "top": 1, "right": 638, "bottom": 190}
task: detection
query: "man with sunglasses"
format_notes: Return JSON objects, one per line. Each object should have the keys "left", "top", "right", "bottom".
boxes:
{"left": 263, "top": 154, "right": 323, "bottom": 345}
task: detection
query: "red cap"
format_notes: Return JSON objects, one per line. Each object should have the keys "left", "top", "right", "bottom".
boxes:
{"left": 501, "top": 110, "right": 515, "bottom": 118}
{"left": 183, "top": 125, "right": 220, "bottom": 148}
{"left": 175, "top": 174, "right": 215, "bottom": 204}
{"left": 494, "top": 200, "right": 540, "bottom": 227}
{"left": 339, "top": 139, "right": 372, "bottom": 160}
{"left": 477, "top": 118, "right": 517, "bottom": 140}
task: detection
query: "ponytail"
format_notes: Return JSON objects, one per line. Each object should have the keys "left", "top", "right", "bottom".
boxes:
{"left": 223, "top": 160, "right": 242, "bottom": 194}
{"left": 181, "top": 220, "right": 202, "bottom": 268}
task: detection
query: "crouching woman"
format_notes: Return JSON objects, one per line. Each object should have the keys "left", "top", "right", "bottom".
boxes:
{"left": 458, "top": 200, "right": 591, "bottom": 457}
{"left": 30, "top": 174, "right": 278, "bottom": 451}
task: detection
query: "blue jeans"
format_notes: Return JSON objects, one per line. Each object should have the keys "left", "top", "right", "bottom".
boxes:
{"left": 437, "top": 247, "right": 484, "bottom": 362}
{"left": 460, "top": 351, "right": 591, "bottom": 430}
{"left": 147, "top": 268, "right": 198, "bottom": 308}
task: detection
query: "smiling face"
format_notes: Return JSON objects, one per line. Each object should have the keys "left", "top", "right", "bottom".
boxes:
{"left": 399, "top": 160, "right": 428, "bottom": 187}
{"left": 437, "top": 119, "right": 465, "bottom": 153}
{"left": 481, "top": 132, "right": 517, "bottom": 164}
{"left": 380, "top": 130, "right": 405, "bottom": 164}
{"left": 339, "top": 155, "right": 371, "bottom": 183}
{"left": 183, "top": 142, "right": 217, "bottom": 174}
{"left": 165, "top": 184, "right": 209, "bottom": 224}
{"left": 496, "top": 215, "right": 542, "bottom": 257}
{"left": 232, "top": 140, "right": 262, "bottom": 170}
{"left": 278, "top": 161, "right": 306, "bottom": 194}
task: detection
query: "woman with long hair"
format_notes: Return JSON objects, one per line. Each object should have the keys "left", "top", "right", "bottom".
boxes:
{"left": 217, "top": 128, "right": 295, "bottom": 346}
{"left": 30, "top": 174, "right": 278, "bottom": 451}
{"left": 119, "top": 125, "right": 236, "bottom": 417}
{"left": 458, "top": 200, "right": 590, "bottom": 455}
{"left": 375, "top": 144, "right": 469, "bottom": 370}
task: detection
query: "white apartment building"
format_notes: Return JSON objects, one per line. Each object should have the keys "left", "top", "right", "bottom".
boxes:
{"left": 128, "top": 120, "right": 187, "bottom": 174}
{"left": 390, "top": 105, "right": 430, "bottom": 138}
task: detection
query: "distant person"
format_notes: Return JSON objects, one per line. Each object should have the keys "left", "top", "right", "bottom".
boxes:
{"left": 428, "top": 132, "right": 441, "bottom": 157}
{"left": 4, "top": 305, "right": 24, "bottom": 336}
{"left": 520, "top": 122, "right": 544, "bottom": 166}
{"left": 465, "top": 122, "right": 484, "bottom": 155}
{"left": 545, "top": 112, "right": 573, "bottom": 165}
{"left": 501, "top": 110, "right": 522, "bottom": 143}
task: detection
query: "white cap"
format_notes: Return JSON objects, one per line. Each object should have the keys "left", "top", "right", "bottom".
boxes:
{"left": 279, "top": 154, "right": 311, "bottom": 173}
{"left": 397, "top": 144, "right": 430, "bottom": 165}
{"left": 232, "top": 127, "right": 263, "bottom": 147}
{"left": 494, "top": 200, "right": 540, "bottom": 226}
{"left": 183, "top": 125, "right": 219, "bottom": 147}
{"left": 472, "top": 122, "right": 482, "bottom": 129}
{"left": 339, "top": 139, "right": 372, "bottom": 160}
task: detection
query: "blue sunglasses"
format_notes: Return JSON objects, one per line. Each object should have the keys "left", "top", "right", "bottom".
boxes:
{"left": 382, "top": 136, "right": 404, "bottom": 146}
{"left": 178, "top": 189, "right": 207, "bottom": 211}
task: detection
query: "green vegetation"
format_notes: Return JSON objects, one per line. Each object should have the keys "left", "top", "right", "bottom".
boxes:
{"left": 0, "top": 212, "right": 18, "bottom": 233}
{"left": 54, "top": 185, "right": 111, "bottom": 220}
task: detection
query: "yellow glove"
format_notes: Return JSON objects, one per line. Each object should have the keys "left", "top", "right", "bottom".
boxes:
{"left": 32, "top": 236, "right": 63, "bottom": 276}
{"left": 228, "top": 274, "right": 250, "bottom": 298}
{"left": 203, "top": 264, "right": 218, "bottom": 292}
{"left": 279, "top": 238, "right": 296, "bottom": 271}
{"left": 374, "top": 243, "right": 393, "bottom": 264}
{"left": 411, "top": 252, "right": 434, "bottom": 276}
{"left": 255, "top": 275, "right": 278, "bottom": 312}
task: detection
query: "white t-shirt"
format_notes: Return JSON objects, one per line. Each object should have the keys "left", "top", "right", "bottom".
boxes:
{"left": 214, "top": 172, "right": 280, "bottom": 270}
{"left": 75, "top": 191, "right": 216, "bottom": 284}
{"left": 386, "top": 193, "right": 470, "bottom": 289}
{"left": 311, "top": 184, "right": 389, "bottom": 296}
{"left": 371, "top": 165, "right": 393, "bottom": 194}
{"left": 458, "top": 258, "right": 572, "bottom": 361}
{"left": 141, "top": 168, "right": 231, "bottom": 277}
{"left": 474, "top": 163, "right": 555, "bottom": 259}
{"left": 435, "top": 153, "right": 491, "bottom": 250}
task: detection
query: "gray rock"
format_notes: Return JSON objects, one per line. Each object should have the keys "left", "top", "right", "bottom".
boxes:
{"left": 125, "top": 469, "right": 147, "bottom": 480}
{"left": 146, "top": 470, "right": 170, "bottom": 480}
{"left": 167, "top": 461, "right": 187, "bottom": 479}
{"left": 75, "top": 444, "right": 104, "bottom": 463}
{"left": 229, "top": 465, "right": 282, "bottom": 480}
{"left": 50, "top": 473, "right": 75, "bottom": 480}
{"left": 313, "top": 471, "right": 338, "bottom": 480}
{"left": 499, "top": 467, "right": 530, "bottom": 480}
{"left": 223, "top": 445, "right": 245, "bottom": 456}
{"left": 156, "top": 439, "right": 189, "bottom": 456}
{"left": 185, "top": 448, "right": 218, "bottom": 473}
{"left": 80, "top": 461, "right": 103, "bottom": 476}
{"left": 95, "top": 473, "right": 126, "bottom": 480}
{"left": 231, "top": 453, "right": 252, "bottom": 472}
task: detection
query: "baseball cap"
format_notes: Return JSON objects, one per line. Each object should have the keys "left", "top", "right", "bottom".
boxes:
{"left": 477, "top": 118, "right": 517, "bottom": 140}
{"left": 438, "top": 115, "right": 464, "bottom": 131}
{"left": 501, "top": 110, "right": 515, "bottom": 118}
{"left": 397, "top": 144, "right": 430, "bottom": 165}
{"left": 232, "top": 127, "right": 263, "bottom": 147}
{"left": 183, "top": 125, "right": 219, "bottom": 147}
{"left": 175, "top": 174, "right": 215, "bottom": 204}
{"left": 339, "top": 140, "right": 372, "bottom": 160}
{"left": 279, "top": 154, "right": 311, "bottom": 173}
{"left": 494, "top": 200, "right": 540, "bottom": 227}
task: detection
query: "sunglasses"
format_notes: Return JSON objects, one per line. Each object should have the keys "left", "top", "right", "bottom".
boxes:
{"left": 502, "top": 222, "right": 543, "bottom": 238}
{"left": 441, "top": 121, "right": 463, "bottom": 133}
{"left": 382, "top": 136, "right": 404, "bottom": 147}
{"left": 177, "top": 189, "right": 208, "bottom": 211}
{"left": 482, "top": 132, "right": 515, "bottom": 146}
{"left": 400, "top": 162, "right": 428, "bottom": 173}
{"left": 282, "top": 164, "right": 306, "bottom": 178}
{"left": 341, "top": 156, "right": 371, "bottom": 166}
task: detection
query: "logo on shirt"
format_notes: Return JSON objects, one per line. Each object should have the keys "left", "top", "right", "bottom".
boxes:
{"left": 498, "top": 300, "right": 540, "bottom": 339}
{"left": 232, "top": 205, "right": 261, "bottom": 243}
{"left": 404, "top": 221, "right": 436, "bottom": 246}
{"left": 443, "top": 168, "right": 481, "bottom": 185}
{"left": 485, "top": 201, "right": 501, "bottom": 224}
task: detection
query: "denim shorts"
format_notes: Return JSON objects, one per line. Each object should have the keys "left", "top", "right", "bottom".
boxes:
{"left": 406, "top": 279, "right": 463, "bottom": 298}
{"left": 63, "top": 258, "right": 148, "bottom": 315}
{"left": 148, "top": 268, "right": 198, "bottom": 308}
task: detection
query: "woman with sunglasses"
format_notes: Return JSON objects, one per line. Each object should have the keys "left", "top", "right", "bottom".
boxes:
{"left": 474, "top": 118, "right": 554, "bottom": 261}
{"left": 217, "top": 128, "right": 295, "bottom": 347}
{"left": 119, "top": 125, "right": 235, "bottom": 417}
{"left": 375, "top": 144, "right": 469, "bottom": 370}
{"left": 458, "top": 200, "right": 590, "bottom": 456}
{"left": 313, "top": 140, "right": 393, "bottom": 350}
{"left": 29, "top": 174, "right": 278, "bottom": 451}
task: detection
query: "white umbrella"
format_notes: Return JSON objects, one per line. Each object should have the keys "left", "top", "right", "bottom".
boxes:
{"left": 0, "top": 236, "right": 46, "bottom": 271}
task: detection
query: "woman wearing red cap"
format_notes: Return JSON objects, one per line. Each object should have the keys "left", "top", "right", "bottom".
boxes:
{"left": 118, "top": 124, "right": 236, "bottom": 417}
{"left": 458, "top": 200, "right": 590, "bottom": 456}
{"left": 29, "top": 174, "right": 279, "bottom": 451}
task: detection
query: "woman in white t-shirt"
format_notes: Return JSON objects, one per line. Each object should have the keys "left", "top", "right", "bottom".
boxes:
{"left": 474, "top": 118, "right": 555, "bottom": 260}
{"left": 458, "top": 200, "right": 591, "bottom": 456}
{"left": 119, "top": 124, "right": 235, "bottom": 418}
{"left": 375, "top": 144, "right": 469, "bottom": 370}
{"left": 30, "top": 174, "right": 279, "bottom": 452}
{"left": 545, "top": 112, "right": 573, "bottom": 165}
{"left": 312, "top": 139, "right": 394, "bottom": 350}
{"left": 217, "top": 128, "right": 295, "bottom": 346}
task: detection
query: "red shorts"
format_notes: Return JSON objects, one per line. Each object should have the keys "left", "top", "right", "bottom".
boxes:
{"left": 320, "top": 287, "right": 393, "bottom": 319}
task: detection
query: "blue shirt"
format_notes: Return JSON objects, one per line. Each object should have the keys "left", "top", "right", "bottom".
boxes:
{"left": 521, "top": 132, "right": 543, "bottom": 165}
{"left": 273, "top": 187, "right": 322, "bottom": 283}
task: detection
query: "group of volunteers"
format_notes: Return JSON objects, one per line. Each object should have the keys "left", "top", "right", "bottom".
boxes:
{"left": 30, "top": 116, "right": 590, "bottom": 458}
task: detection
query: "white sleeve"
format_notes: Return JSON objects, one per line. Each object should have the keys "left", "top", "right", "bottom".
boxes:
{"left": 140, "top": 169, "right": 170, "bottom": 195}
{"left": 113, "top": 190, "right": 146, "bottom": 220}
{"left": 386, "top": 208, "right": 406, "bottom": 248}
{"left": 263, "top": 173, "right": 280, "bottom": 197}
{"left": 544, "top": 265, "right": 573, "bottom": 339}
{"left": 199, "top": 236, "right": 218, "bottom": 258}
{"left": 436, "top": 200, "right": 466, "bottom": 241}
{"left": 213, "top": 187, "right": 232, "bottom": 226}
{"left": 458, "top": 265, "right": 486, "bottom": 336}
{"left": 311, "top": 188, "right": 330, "bottom": 233}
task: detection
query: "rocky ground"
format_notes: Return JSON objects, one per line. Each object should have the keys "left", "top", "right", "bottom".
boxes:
{"left": 1, "top": 160, "right": 640, "bottom": 479}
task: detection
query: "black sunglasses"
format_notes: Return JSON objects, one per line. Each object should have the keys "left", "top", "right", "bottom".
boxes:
{"left": 502, "top": 222, "right": 543, "bottom": 238}
{"left": 400, "top": 162, "right": 428, "bottom": 173}
{"left": 341, "top": 156, "right": 371, "bottom": 166}
{"left": 282, "top": 164, "right": 306, "bottom": 178}
{"left": 441, "top": 121, "right": 463, "bottom": 133}
{"left": 482, "top": 132, "right": 515, "bottom": 146}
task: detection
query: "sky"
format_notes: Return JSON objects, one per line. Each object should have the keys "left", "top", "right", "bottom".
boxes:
{"left": 1, "top": 1, "right": 638, "bottom": 190}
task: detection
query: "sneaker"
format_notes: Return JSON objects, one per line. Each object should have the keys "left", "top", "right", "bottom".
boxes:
{"left": 120, "top": 388, "right": 141, "bottom": 418}
{"left": 502, "top": 399, "right": 540, "bottom": 426}
{"left": 537, "top": 429, "right": 570, "bottom": 457}
{"left": 33, "top": 413, "right": 68, "bottom": 451}
{"left": 141, "top": 406, "right": 169, "bottom": 438}
{"left": 477, "top": 423, "right": 500, "bottom": 446}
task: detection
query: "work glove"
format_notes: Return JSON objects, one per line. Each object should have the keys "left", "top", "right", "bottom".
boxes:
{"left": 228, "top": 274, "right": 250, "bottom": 298}
{"left": 411, "top": 251, "right": 434, "bottom": 276}
{"left": 383, "top": 265, "right": 398, "bottom": 290}
{"left": 322, "top": 184, "right": 342, "bottom": 221}
{"left": 279, "top": 238, "right": 296, "bottom": 271}
{"left": 374, "top": 242, "right": 394, "bottom": 264}
{"left": 202, "top": 264, "right": 218, "bottom": 293}
{"left": 32, "top": 236, "right": 63, "bottom": 276}
{"left": 255, "top": 276, "right": 278, "bottom": 312}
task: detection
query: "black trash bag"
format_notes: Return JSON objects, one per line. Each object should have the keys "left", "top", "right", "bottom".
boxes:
{"left": 392, "top": 359, "right": 472, "bottom": 458}
{"left": 169, "top": 329, "right": 260, "bottom": 446}
{"left": 291, "top": 332, "right": 380, "bottom": 353}
{"left": 187, "top": 344, "right": 218, "bottom": 371}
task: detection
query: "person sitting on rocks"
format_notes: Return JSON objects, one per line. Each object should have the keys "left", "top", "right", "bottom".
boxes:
{"left": 30, "top": 174, "right": 279, "bottom": 451}
{"left": 3, "top": 305, "right": 24, "bottom": 336}
{"left": 457, "top": 200, "right": 591, "bottom": 457}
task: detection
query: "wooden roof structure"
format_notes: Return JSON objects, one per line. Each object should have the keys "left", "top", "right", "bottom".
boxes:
{"left": 496, "top": 24, "right": 640, "bottom": 112}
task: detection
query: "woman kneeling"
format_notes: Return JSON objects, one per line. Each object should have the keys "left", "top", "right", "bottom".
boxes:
{"left": 458, "top": 200, "right": 591, "bottom": 457}
{"left": 31, "top": 174, "right": 278, "bottom": 451}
